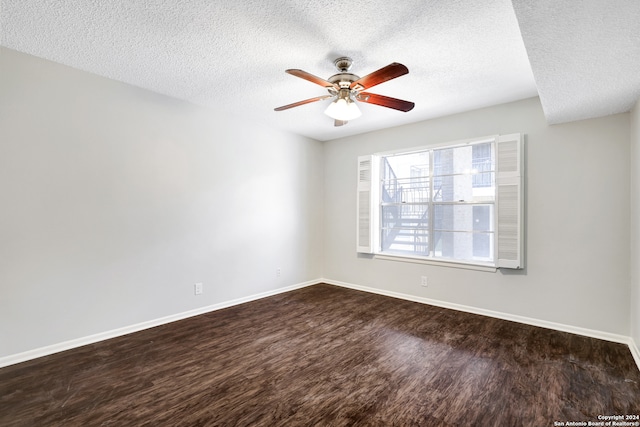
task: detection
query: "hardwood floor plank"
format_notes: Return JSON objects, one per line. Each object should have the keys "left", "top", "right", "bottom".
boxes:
{"left": 1, "top": 284, "right": 639, "bottom": 426}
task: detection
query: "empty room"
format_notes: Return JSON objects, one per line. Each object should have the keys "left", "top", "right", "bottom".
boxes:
{"left": 1, "top": 0, "right": 640, "bottom": 425}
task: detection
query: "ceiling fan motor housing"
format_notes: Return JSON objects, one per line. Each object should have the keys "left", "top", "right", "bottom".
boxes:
{"left": 330, "top": 57, "right": 360, "bottom": 89}
{"left": 328, "top": 73, "right": 360, "bottom": 89}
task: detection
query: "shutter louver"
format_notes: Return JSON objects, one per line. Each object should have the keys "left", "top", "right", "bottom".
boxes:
{"left": 357, "top": 156, "right": 374, "bottom": 253}
{"left": 496, "top": 134, "right": 524, "bottom": 269}
{"left": 497, "top": 185, "right": 519, "bottom": 260}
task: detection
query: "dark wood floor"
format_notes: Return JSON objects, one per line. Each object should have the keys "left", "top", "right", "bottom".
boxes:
{"left": 1, "top": 284, "right": 639, "bottom": 426}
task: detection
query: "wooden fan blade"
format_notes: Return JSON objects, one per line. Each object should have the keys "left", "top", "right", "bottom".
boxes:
{"left": 334, "top": 120, "right": 348, "bottom": 127}
{"left": 286, "top": 69, "right": 338, "bottom": 89}
{"left": 358, "top": 92, "right": 415, "bottom": 112}
{"left": 350, "top": 63, "right": 409, "bottom": 90}
{"left": 274, "top": 95, "right": 333, "bottom": 111}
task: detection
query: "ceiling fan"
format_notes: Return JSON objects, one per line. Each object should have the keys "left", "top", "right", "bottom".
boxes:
{"left": 274, "top": 57, "right": 415, "bottom": 127}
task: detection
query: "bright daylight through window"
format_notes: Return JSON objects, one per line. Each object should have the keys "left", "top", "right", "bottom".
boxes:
{"left": 357, "top": 134, "right": 524, "bottom": 269}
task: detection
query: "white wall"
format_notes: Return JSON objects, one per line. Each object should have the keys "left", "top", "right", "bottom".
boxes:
{"left": 1, "top": 46, "right": 635, "bottom": 362}
{"left": 324, "top": 97, "right": 631, "bottom": 335}
{"left": 631, "top": 99, "right": 640, "bottom": 348}
{"left": 0, "top": 47, "right": 324, "bottom": 358}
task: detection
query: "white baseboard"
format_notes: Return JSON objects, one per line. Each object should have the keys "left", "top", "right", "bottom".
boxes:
{"left": 0, "top": 279, "right": 318, "bottom": 369}
{"left": 3, "top": 278, "right": 639, "bottom": 374}
{"left": 630, "top": 338, "right": 640, "bottom": 372}
{"left": 322, "top": 278, "right": 640, "bottom": 372}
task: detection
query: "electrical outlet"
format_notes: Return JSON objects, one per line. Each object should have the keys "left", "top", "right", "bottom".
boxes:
{"left": 194, "top": 282, "right": 203, "bottom": 295}
{"left": 276, "top": 268, "right": 281, "bottom": 278}
{"left": 421, "top": 276, "right": 428, "bottom": 287}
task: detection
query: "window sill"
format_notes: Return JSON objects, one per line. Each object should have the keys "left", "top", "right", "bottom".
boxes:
{"left": 374, "top": 254, "right": 497, "bottom": 272}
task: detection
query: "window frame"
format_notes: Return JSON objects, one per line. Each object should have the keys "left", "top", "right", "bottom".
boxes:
{"left": 357, "top": 134, "right": 524, "bottom": 271}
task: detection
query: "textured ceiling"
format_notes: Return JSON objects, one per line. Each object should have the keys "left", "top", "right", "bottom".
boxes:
{"left": 512, "top": 0, "right": 640, "bottom": 124}
{"left": 0, "top": 1, "right": 638, "bottom": 141}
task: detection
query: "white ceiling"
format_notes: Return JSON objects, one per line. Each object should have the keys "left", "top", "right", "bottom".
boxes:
{"left": 1, "top": 0, "right": 638, "bottom": 141}
{"left": 512, "top": 0, "right": 640, "bottom": 125}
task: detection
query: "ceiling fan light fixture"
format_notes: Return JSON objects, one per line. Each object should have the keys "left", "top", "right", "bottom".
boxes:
{"left": 324, "top": 91, "right": 361, "bottom": 121}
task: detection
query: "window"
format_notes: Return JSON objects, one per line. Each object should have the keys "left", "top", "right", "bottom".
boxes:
{"left": 357, "top": 134, "right": 524, "bottom": 269}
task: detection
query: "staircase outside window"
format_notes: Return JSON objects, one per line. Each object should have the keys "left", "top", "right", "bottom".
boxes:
{"left": 357, "top": 133, "right": 524, "bottom": 269}
{"left": 380, "top": 141, "right": 496, "bottom": 262}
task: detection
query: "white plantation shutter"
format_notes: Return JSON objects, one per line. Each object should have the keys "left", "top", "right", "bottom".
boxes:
{"left": 357, "top": 155, "right": 375, "bottom": 253}
{"left": 496, "top": 133, "right": 524, "bottom": 269}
